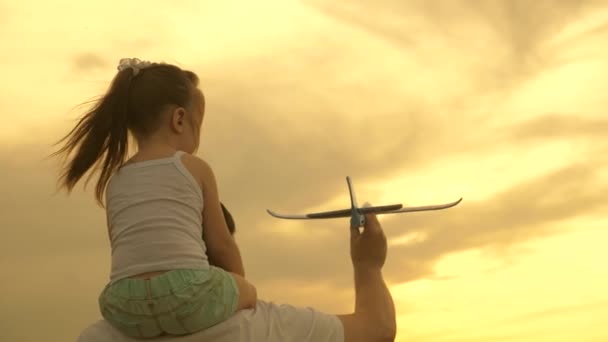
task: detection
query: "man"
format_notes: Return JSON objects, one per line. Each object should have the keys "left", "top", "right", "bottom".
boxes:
{"left": 77, "top": 203, "right": 396, "bottom": 342}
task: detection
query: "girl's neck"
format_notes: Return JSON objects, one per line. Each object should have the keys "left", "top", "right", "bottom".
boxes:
{"left": 130, "top": 141, "right": 179, "bottom": 163}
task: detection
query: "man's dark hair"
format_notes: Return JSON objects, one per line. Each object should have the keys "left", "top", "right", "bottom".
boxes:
{"left": 220, "top": 202, "right": 235, "bottom": 235}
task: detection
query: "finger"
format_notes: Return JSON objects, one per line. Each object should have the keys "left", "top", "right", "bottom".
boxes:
{"left": 358, "top": 202, "right": 378, "bottom": 233}
{"left": 347, "top": 201, "right": 370, "bottom": 238}
{"left": 350, "top": 224, "right": 361, "bottom": 240}
{"left": 363, "top": 212, "right": 381, "bottom": 235}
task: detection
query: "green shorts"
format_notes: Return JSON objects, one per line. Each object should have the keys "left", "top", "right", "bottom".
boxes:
{"left": 98, "top": 266, "right": 240, "bottom": 339}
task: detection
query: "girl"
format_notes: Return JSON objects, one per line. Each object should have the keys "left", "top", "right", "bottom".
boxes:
{"left": 54, "top": 58, "right": 257, "bottom": 338}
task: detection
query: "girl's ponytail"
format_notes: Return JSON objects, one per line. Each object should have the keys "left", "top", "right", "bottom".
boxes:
{"left": 54, "top": 59, "right": 199, "bottom": 207}
{"left": 53, "top": 70, "right": 133, "bottom": 206}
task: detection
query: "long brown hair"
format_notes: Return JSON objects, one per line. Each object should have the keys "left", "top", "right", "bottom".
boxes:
{"left": 53, "top": 60, "right": 200, "bottom": 206}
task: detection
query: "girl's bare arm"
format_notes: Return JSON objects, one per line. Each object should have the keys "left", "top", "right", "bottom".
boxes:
{"left": 182, "top": 153, "right": 246, "bottom": 277}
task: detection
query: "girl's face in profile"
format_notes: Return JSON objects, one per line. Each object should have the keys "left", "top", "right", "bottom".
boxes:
{"left": 182, "top": 88, "right": 205, "bottom": 153}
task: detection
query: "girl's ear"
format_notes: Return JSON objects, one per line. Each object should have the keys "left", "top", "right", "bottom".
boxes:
{"left": 171, "top": 107, "right": 187, "bottom": 133}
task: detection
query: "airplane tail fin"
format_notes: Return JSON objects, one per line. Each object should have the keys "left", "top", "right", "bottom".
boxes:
{"left": 346, "top": 176, "right": 359, "bottom": 209}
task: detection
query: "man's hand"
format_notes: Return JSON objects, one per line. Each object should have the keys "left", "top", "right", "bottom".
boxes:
{"left": 350, "top": 208, "right": 387, "bottom": 271}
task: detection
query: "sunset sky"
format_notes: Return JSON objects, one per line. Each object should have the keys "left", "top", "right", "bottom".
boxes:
{"left": 1, "top": 1, "right": 608, "bottom": 341}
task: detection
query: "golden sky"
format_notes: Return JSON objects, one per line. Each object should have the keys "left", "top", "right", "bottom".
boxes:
{"left": 1, "top": 1, "right": 608, "bottom": 341}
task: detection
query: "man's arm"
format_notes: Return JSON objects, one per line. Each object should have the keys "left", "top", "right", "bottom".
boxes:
{"left": 337, "top": 268, "right": 396, "bottom": 342}
{"left": 337, "top": 212, "right": 397, "bottom": 342}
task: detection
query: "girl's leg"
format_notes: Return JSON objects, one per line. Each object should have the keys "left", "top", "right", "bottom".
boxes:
{"left": 229, "top": 272, "right": 258, "bottom": 310}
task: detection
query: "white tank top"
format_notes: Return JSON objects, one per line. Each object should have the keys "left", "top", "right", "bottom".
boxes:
{"left": 105, "top": 150, "right": 209, "bottom": 283}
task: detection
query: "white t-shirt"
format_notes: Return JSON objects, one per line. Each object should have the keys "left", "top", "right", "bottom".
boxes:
{"left": 77, "top": 300, "right": 345, "bottom": 342}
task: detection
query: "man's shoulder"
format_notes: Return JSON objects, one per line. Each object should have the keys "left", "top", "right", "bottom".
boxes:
{"left": 77, "top": 300, "right": 344, "bottom": 342}
{"left": 262, "top": 301, "right": 345, "bottom": 341}
{"left": 77, "top": 315, "right": 241, "bottom": 342}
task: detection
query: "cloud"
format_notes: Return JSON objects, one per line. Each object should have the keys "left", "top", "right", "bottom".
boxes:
{"left": 72, "top": 53, "right": 108, "bottom": 73}
{"left": 304, "top": 0, "right": 591, "bottom": 58}
{"left": 0, "top": 250, "right": 110, "bottom": 342}
{"left": 0, "top": 4, "right": 6, "bottom": 31}
{"left": 303, "top": 0, "right": 604, "bottom": 98}
{"left": 508, "top": 113, "right": 608, "bottom": 141}
{"left": 384, "top": 156, "right": 608, "bottom": 278}
{"left": 301, "top": 0, "right": 420, "bottom": 48}
{"left": 500, "top": 299, "right": 608, "bottom": 324}
{"left": 0, "top": 147, "right": 106, "bottom": 261}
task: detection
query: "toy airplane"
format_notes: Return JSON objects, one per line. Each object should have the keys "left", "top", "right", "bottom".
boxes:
{"left": 267, "top": 176, "right": 462, "bottom": 229}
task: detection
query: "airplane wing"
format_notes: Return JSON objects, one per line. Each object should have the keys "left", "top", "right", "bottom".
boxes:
{"left": 383, "top": 198, "right": 462, "bottom": 213}
{"left": 266, "top": 208, "right": 351, "bottom": 219}
{"left": 266, "top": 204, "right": 404, "bottom": 220}
{"left": 357, "top": 203, "right": 403, "bottom": 214}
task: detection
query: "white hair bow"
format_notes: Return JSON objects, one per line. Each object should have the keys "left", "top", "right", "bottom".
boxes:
{"left": 117, "top": 58, "right": 153, "bottom": 76}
